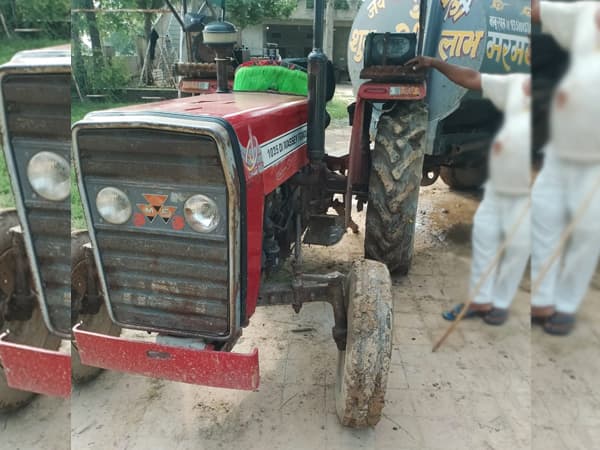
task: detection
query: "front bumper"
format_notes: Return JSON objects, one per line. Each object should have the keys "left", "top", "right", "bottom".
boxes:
{"left": 0, "top": 331, "right": 70, "bottom": 397}
{"left": 72, "top": 324, "right": 260, "bottom": 391}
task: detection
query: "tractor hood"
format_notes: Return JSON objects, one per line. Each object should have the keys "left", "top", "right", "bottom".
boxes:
{"left": 0, "top": 45, "right": 70, "bottom": 73}
{"left": 77, "top": 92, "right": 310, "bottom": 188}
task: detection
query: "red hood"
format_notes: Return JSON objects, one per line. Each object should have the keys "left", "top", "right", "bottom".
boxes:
{"left": 106, "top": 91, "right": 307, "bottom": 122}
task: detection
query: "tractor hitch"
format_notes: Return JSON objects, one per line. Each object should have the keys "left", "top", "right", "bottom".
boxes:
{"left": 258, "top": 272, "right": 348, "bottom": 351}
{"left": 0, "top": 331, "right": 71, "bottom": 398}
{"left": 72, "top": 324, "right": 260, "bottom": 391}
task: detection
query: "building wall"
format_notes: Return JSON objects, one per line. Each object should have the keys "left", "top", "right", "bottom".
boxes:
{"left": 240, "top": 24, "right": 264, "bottom": 56}
{"left": 241, "top": 0, "right": 359, "bottom": 73}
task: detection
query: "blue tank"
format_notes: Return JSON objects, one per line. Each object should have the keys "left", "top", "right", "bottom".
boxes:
{"left": 348, "top": 0, "right": 530, "bottom": 155}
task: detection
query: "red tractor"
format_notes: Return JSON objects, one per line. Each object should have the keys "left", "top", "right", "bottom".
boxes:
{"left": 71, "top": 0, "right": 416, "bottom": 427}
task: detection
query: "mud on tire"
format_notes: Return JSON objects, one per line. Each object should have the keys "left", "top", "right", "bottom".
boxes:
{"left": 335, "top": 259, "right": 393, "bottom": 428}
{"left": 71, "top": 230, "right": 120, "bottom": 384}
{"left": 365, "top": 101, "right": 427, "bottom": 274}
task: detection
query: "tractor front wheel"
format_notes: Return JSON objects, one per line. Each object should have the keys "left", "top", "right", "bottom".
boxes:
{"left": 71, "top": 230, "right": 120, "bottom": 384}
{"left": 0, "top": 209, "right": 61, "bottom": 412}
{"left": 364, "top": 101, "right": 427, "bottom": 274}
{"left": 335, "top": 259, "right": 393, "bottom": 428}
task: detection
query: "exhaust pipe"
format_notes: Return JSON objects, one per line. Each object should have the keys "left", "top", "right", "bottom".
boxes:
{"left": 307, "top": 0, "right": 327, "bottom": 163}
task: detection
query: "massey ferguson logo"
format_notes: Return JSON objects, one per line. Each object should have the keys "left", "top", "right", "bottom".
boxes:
{"left": 137, "top": 194, "right": 177, "bottom": 224}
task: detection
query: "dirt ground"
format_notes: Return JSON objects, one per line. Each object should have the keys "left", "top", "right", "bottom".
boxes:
{"left": 1, "top": 103, "right": 599, "bottom": 449}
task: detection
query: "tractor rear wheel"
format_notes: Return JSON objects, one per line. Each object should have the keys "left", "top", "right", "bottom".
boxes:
{"left": 71, "top": 230, "right": 120, "bottom": 384}
{"left": 335, "top": 259, "right": 393, "bottom": 428}
{"left": 0, "top": 209, "right": 61, "bottom": 412}
{"left": 364, "top": 101, "right": 427, "bottom": 274}
{"left": 439, "top": 164, "right": 487, "bottom": 191}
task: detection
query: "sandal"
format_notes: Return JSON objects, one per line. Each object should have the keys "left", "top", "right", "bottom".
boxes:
{"left": 531, "top": 306, "right": 555, "bottom": 326}
{"left": 442, "top": 303, "right": 489, "bottom": 321}
{"left": 483, "top": 307, "right": 509, "bottom": 326}
{"left": 531, "top": 316, "right": 547, "bottom": 326}
{"left": 543, "top": 312, "right": 576, "bottom": 336}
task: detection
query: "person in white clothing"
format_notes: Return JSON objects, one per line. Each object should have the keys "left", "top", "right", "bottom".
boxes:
{"left": 407, "top": 56, "right": 531, "bottom": 325}
{"left": 530, "top": 0, "right": 600, "bottom": 335}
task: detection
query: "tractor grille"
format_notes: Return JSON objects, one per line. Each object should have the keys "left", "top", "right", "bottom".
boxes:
{"left": 1, "top": 74, "right": 71, "bottom": 336}
{"left": 76, "top": 129, "right": 232, "bottom": 337}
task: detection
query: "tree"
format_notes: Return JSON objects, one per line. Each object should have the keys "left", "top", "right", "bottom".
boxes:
{"left": 78, "top": 0, "right": 104, "bottom": 70}
{"left": 226, "top": 0, "right": 296, "bottom": 29}
{"left": 0, "top": 0, "right": 70, "bottom": 37}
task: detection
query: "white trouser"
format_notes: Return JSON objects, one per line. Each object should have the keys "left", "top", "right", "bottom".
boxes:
{"left": 470, "top": 187, "right": 531, "bottom": 309}
{"left": 531, "top": 152, "right": 600, "bottom": 314}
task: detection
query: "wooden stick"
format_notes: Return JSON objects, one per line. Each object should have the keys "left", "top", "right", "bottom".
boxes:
{"left": 432, "top": 198, "right": 531, "bottom": 352}
{"left": 71, "top": 71, "right": 84, "bottom": 102}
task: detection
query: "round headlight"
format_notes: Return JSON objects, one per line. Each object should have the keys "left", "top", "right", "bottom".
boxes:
{"left": 184, "top": 194, "right": 220, "bottom": 232}
{"left": 96, "top": 187, "right": 132, "bottom": 225}
{"left": 26, "top": 151, "right": 70, "bottom": 201}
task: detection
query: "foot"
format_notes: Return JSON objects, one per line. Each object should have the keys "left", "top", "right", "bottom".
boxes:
{"left": 442, "top": 303, "right": 492, "bottom": 321}
{"left": 483, "top": 307, "right": 509, "bottom": 326}
{"left": 531, "top": 305, "right": 555, "bottom": 326}
{"left": 543, "top": 312, "right": 576, "bottom": 336}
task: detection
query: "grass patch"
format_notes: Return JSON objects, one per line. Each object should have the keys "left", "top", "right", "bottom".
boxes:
{"left": 326, "top": 97, "right": 350, "bottom": 121}
{"left": 0, "top": 156, "right": 13, "bottom": 210}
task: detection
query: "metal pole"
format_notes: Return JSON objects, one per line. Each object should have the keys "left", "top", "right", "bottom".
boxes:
{"left": 307, "top": 0, "right": 327, "bottom": 163}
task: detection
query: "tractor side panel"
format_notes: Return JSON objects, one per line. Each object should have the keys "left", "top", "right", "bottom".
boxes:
{"left": 229, "top": 101, "right": 309, "bottom": 319}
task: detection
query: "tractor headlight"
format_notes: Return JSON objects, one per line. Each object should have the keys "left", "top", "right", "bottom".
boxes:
{"left": 26, "top": 151, "right": 70, "bottom": 201}
{"left": 184, "top": 194, "right": 220, "bottom": 232}
{"left": 96, "top": 187, "right": 132, "bottom": 224}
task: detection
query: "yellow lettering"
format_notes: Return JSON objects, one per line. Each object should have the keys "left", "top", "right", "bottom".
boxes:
{"left": 409, "top": 3, "right": 420, "bottom": 20}
{"left": 349, "top": 29, "right": 374, "bottom": 63}
{"left": 491, "top": 0, "right": 508, "bottom": 12}
{"left": 395, "top": 22, "right": 410, "bottom": 32}
{"left": 486, "top": 32, "right": 531, "bottom": 70}
{"left": 438, "top": 30, "right": 484, "bottom": 61}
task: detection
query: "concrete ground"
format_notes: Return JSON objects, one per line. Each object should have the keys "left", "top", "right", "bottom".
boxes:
{"left": 1, "top": 90, "right": 599, "bottom": 449}
{"left": 532, "top": 290, "right": 600, "bottom": 449}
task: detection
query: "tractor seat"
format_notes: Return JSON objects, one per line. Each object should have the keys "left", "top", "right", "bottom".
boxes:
{"left": 233, "top": 60, "right": 309, "bottom": 96}
{"left": 233, "top": 59, "right": 334, "bottom": 128}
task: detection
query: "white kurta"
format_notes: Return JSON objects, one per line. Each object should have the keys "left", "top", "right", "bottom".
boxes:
{"left": 470, "top": 74, "right": 531, "bottom": 309}
{"left": 531, "top": 1, "right": 600, "bottom": 312}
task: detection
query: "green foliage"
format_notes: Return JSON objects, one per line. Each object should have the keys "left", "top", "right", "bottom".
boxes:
{"left": 0, "top": 0, "right": 70, "bottom": 38}
{"left": 227, "top": 0, "right": 297, "bottom": 29}
{"left": 306, "top": 0, "right": 350, "bottom": 10}
{"left": 0, "top": 152, "right": 13, "bottom": 209}
{"left": 82, "top": 58, "right": 132, "bottom": 97}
